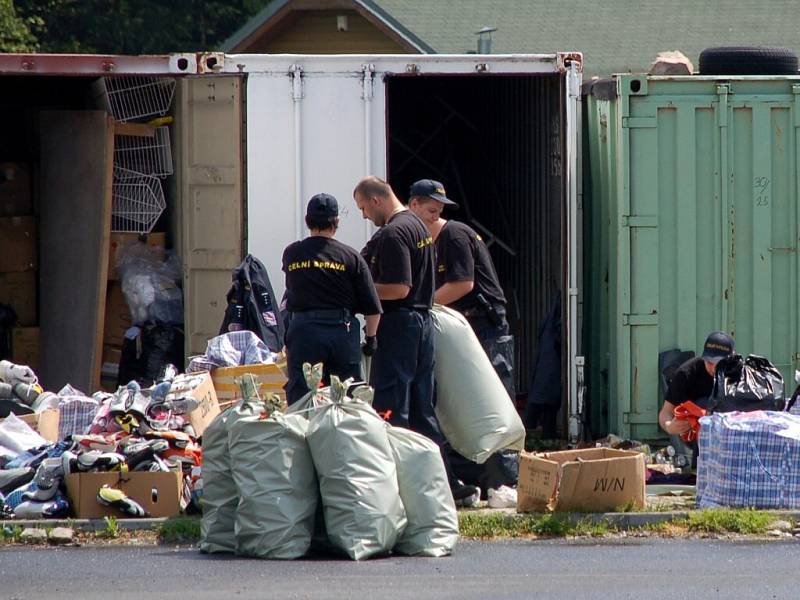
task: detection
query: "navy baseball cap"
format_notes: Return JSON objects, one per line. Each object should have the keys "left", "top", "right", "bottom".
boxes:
{"left": 702, "top": 331, "right": 735, "bottom": 362}
{"left": 306, "top": 193, "right": 339, "bottom": 218}
{"left": 409, "top": 179, "right": 459, "bottom": 207}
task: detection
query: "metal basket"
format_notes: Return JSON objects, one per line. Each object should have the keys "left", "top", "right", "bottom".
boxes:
{"left": 101, "top": 76, "right": 176, "bottom": 122}
{"left": 114, "top": 126, "right": 173, "bottom": 178}
{"left": 112, "top": 167, "right": 166, "bottom": 233}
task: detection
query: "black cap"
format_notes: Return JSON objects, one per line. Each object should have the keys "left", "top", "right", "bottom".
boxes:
{"left": 702, "top": 331, "right": 735, "bottom": 362}
{"left": 306, "top": 193, "right": 339, "bottom": 218}
{"left": 409, "top": 179, "right": 458, "bottom": 207}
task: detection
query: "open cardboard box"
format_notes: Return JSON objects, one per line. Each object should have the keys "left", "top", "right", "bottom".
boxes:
{"left": 210, "top": 363, "right": 288, "bottom": 410}
{"left": 517, "top": 447, "right": 646, "bottom": 513}
{"left": 4, "top": 409, "right": 60, "bottom": 443}
{"left": 66, "top": 471, "right": 182, "bottom": 519}
{"left": 167, "top": 371, "right": 220, "bottom": 437}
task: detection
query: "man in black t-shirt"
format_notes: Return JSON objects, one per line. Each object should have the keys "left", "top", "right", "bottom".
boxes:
{"left": 281, "top": 193, "right": 381, "bottom": 404}
{"left": 408, "top": 179, "right": 514, "bottom": 398}
{"left": 354, "top": 176, "right": 479, "bottom": 503}
{"left": 659, "top": 331, "right": 735, "bottom": 436}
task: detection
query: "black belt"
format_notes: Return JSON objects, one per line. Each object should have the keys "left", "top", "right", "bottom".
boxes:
{"left": 290, "top": 308, "right": 352, "bottom": 320}
{"left": 463, "top": 304, "right": 505, "bottom": 319}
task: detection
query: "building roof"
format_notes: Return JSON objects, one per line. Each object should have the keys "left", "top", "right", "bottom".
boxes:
{"left": 225, "top": 0, "right": 800, "bottom": 77}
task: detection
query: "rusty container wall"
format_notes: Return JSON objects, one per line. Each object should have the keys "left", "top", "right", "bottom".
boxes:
{"left": 585, "top": 75, "right": 800, "bottom": 440}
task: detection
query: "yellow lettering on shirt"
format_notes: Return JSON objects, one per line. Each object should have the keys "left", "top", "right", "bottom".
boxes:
{"left": 437, "top": 264, "right": 445, "bottom": 273}
{"left": 416, "top": 236, "right": 433, "bottom": 250}
{"left": 290, "top": 259, "right": 347, "bottom": 272}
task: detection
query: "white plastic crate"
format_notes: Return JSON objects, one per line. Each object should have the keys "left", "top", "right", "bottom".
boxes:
{"left": 112, "top": 167, "right": 166, "bottom": 233}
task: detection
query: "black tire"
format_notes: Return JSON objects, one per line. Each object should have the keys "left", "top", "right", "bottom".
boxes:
{"left": 699, "top": 46, "right": 798, "bottom": 75}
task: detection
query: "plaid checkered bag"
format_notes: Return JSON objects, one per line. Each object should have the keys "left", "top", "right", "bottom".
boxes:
{"left": 56, "top": 385, "right": 100, "bottom": 439}
{"left": 697, "top": 411, "right": 800, "bottom": 509}
{"left": 187, "top": 331, "right": 275, "bottom": 372}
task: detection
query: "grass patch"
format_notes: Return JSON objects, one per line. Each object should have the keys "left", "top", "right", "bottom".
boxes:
{"left": 458, "top": 512, "right": 613, "bottom": 539}
{"left": 684, "top": 509, "right": 778, "bottom": 535}
{"left": 0, "top": 525, "right": 23, "bottom": 544}
{"left": 158, "top": 516, "right": 201, "bottom": 544}
{"left": 99, "top": 516, "right": 120, "bottom": 539}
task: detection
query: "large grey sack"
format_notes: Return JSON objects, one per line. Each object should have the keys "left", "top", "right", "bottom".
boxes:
{"left": 199, "top": 405, "right": 250, "bottom": 554}
{"left": 306, "top": 390, "right": 407, "bottom": 560}
{"left": 228, "top": 409, "right": 317, "bottom": 559}
{"left": 431, "top": 305, "right": 525, "bottom": 463}
{"left": 387, "top": 426, "right": 459, "bottom": 556}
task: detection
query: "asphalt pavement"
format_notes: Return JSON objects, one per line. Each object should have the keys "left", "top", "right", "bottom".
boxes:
{"left": 1, "top": 538, "right": 798, "bottom": 600}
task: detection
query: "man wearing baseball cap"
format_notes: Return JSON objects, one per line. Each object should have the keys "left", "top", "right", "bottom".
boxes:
{"left": 281, "top": 193, "right": 382, "bottom": 403}
{"left": 659, "top": 330, "right": 735, "bottom": 436}
{"left": 407, "top": 179, "right": 513, "bottom": 398}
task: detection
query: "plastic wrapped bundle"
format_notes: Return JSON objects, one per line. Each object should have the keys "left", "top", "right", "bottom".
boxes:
{"left": 387, "top": 426, "right": 459, "bottom": 556}
{"left": 430, "top": 305, "right": 525, "bottom": 463}
{"left": 306, "top": 377, "right": 406, "bottom": 560}
{"left": 228, "top": 392, "right": 317, "bottom": 559}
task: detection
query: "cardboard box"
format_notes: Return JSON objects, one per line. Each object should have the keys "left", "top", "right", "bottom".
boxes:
{"left": 0, "top": 216, "right": 36, "bottom": 272}
{"left": 167, "top": 371, "right": 220, "bottom": 437}
{"left": 15, "top": 409, "right": 60, "bottom": 443}
{"left": 210, "top": 363, "right": 288, "bottom": 408}
{"left": 0, "top": 271, "right": 36, "bottom": 325}
{"left": 11, "top": 326, "right": 39, "bottom": 372}
{"left": 517, "top": 448, "right": 646, "bottom": 513}
{"left": 108, "top": 232, "right": 166, "bottom": 280}
{"left": 103, "top": 282, "right": 132, "bottom": 347}
{"left": 66, "top": 471, "right": 182, "bottom": 519}
{"left": 0, "top": 162, "right": 32, "bottom": 216}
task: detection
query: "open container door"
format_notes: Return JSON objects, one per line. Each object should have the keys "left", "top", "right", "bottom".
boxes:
{"left": 230, "top": 53, "right": 583, "bottom": 439}
{"left": 39, "top": 111, "right": 114, "bottom": 392}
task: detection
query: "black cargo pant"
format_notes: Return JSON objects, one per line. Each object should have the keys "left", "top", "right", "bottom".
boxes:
{"left": 284, "top": 309, "right": 362, "bottom": 405}
{"left": 465, "top": 305, "right": 515, "bottom": 400}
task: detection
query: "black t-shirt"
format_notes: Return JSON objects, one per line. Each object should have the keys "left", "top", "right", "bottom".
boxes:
{"left": 363, "top": 210, "right": 434, "bottom": 312}
{"left": 435, "top": 220, "right": 506, "bottom": 313}
{"left": 666, "top": 357, "right": 714, "bottom": 409}
{"left": 282, "top": 236, "right": 381, "bottom": 315}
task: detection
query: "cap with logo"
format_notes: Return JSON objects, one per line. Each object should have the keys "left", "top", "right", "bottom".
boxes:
{"left": 409, "top": 179, "right": 459, "bottom": 207}
{"left": 701, "top": 331, "right": 735, "bottom": 362}
{"left": 306, "top": 193, "right": 339, "bottom": 218}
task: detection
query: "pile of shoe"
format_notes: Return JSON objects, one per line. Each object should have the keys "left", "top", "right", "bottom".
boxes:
{"left": 0, "top": 360, "right": 54, "bottom": 418}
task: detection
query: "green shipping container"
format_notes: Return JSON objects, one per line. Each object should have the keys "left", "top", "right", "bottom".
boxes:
{"left": 584, "top": 74, "right": 800, "bottom": 440}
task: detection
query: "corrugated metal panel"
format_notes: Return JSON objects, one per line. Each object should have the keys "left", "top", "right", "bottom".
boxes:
{"left": 586, "top": 75, "right": 800, "bottom": 440}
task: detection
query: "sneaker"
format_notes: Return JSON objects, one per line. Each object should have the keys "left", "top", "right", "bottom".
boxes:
{"left": 96, "top": 485, "right": 149, "bottom": 517}
{"left": 76, "top": 451, "right": 127, "bottom": 473}
{"left": 487, "top": 485, "right": 518, "bottom": 509}
{"left": 452, "top": 482, "right": 481, "bottom": 506}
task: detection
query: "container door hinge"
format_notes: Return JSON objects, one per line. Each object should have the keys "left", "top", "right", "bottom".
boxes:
{"left": 361, "top": 64, "right": 375, "bottom": 100}
{"left": 621, "top": 116, "right": 657, "bottom": 129}
{"left": 622, "top": 313, "right": 659, "bottom": 326}
{"left": 289, "top": 64, "right": 304, "bottom": 101}
{"left": 621, "top": 215, "right": 657, "bottom": 228}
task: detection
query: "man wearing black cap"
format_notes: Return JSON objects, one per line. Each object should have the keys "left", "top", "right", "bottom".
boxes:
{"left": 281, "top": 193, "right": 382, "bottom": 404}
{"left": 659, "top": 330, "right": 735, "bottom": 436}
{"left": 408, "top": 179, "right": 514, "bottom": 398}
{"left": 353, "top": 176, "right": 480, "bottom": 504}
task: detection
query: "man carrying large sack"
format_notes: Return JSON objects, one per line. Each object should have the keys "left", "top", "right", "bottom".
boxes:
{"left": 353, "top": 176, "right": 477, "bottom": 503}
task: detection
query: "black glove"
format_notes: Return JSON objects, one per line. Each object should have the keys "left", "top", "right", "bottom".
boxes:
{"left": 362, "top": 335, "right": 377, "bottom": 357}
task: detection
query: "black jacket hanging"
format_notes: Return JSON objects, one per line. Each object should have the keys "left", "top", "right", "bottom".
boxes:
{"left": 219, "top": 254, "right": 284, "bottom": 353}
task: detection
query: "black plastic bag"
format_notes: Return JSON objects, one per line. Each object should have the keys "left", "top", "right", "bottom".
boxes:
{"left": 118, "top": 324, "right": 184, "bottom": 388}
{"left": 709, "top": 354, "right": 785, "bottom": 413}
{"left": 219, "top": 254, "right": 284, "bottom": 353}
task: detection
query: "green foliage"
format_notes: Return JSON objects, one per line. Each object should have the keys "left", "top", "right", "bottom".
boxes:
{"left": 101, "top": 516, "right": 120, "bottom": 539}
{"left": 684, "top": 509, "right": 778, "bottom": 535}
{"left": 0, "top": 524, "right": 24, "bottom": 543}
{"left": 158, "top": 516, "right": 201, "bottom": 544}
{"left": 12, "top": 0, "right": 272, "bottom": 54}
{"left": 0, "top": 0, "right": 39, "bottom": 52}
{"left": 458, "top": 512, "right": 613, "bottom": 539}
